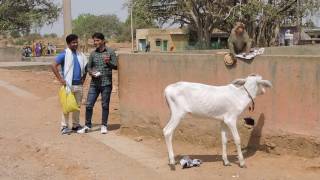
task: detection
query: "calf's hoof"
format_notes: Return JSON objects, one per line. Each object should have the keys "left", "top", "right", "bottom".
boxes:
{"left": 169, "top": 164, "right": 176, "bottom": 171}
{"left": 240, "top": 164, "right": 247, "bottom": 168}
{"left": 223, "top": 162, "right": 232, "bottom": 166}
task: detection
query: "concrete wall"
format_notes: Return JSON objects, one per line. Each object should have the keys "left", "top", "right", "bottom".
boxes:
{"left": 0, "top": 47, "right": 21, "bottom": 62}
{"left": 118, "top": 53, "right": 320, "bottom": 147}
{"left": 24, "top": 56, "right": 55, "bottom": 62}
{"left": 167, "top": 45, "right": 320, "bottom": 55}
{"left": 263, "top": 45, "right": 320, "bottom": 55}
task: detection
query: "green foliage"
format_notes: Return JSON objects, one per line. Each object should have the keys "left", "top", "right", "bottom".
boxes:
{"left": 127, "top": 0, "right": 157, "bottom": 29}
{"left": 115, "top": 23, "right": 131, "bottom": 42}
{"left": 0, "top": 0, "right": 61, "bottom": 32}
{"left": 13, "top": 39, "right": 28, "bottom": 46}
{"left": 304, "top": 19, "right": 316, "bottom": 28}
{"left": 72, "top": 14, "right": 122, "bottom": 40}
{"left": 144, "top": 0, "right": 320, "bottom": 47}
{"left": 72, "top": 0, "right": 157, "bottom": 43}
{"left": 118, "top": 0, "right": 157, "bottom": 42}
{"left": 149, "top": 0, "right": 236, "bottom": 48}
{"left": 26, "top": 33, "right": 42, "bottom": 40}
{"left": 10, "top": 31, "right": 21, "bottom": 38}
{"left": 43, "top": 33, "right": 58, "bottom": 38}
{"left": 229, "top": 0, "right": 320, "bottom": 46}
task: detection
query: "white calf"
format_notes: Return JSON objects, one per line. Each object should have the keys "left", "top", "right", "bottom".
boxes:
{"left": 163, "top": 74, "right": 272, "bottom": 169}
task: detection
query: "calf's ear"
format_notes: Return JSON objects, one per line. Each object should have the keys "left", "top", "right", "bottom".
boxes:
{"left": 258, "top": 80, "right": 272, "bottom": 88}
{"left": 231, "top": 79, "right": 246, "bottom": 86}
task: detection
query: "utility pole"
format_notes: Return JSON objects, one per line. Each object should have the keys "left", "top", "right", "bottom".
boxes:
{"left": 239, "top": 0, "right": 242, "bottom": 20}
{"left": 63, "top": 0, "right": 72, "bottom": 45}
{"left": 297, "top": 0, "right": 301, "bottom": 44}
{"left": 130, "top": 0, "right": 134, "bottom": 52}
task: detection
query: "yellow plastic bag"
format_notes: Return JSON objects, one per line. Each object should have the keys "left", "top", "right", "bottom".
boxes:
{"left": 59, "top": 86, "right": 80, "bottom": 114}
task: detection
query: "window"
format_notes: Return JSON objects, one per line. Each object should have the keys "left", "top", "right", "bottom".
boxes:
{"left": 156, "top": 40, "right": 161, "bottom": 46}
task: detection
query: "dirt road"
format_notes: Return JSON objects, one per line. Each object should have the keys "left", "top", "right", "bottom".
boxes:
{"left": 0, "top": 68, "right": 320, "bottom": 180}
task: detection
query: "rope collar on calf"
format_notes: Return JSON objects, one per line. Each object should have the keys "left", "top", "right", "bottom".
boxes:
{"left": 243, "top": 85, "right": 255, "bottom": 112}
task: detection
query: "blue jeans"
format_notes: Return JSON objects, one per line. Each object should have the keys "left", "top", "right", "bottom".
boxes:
{"left": 85, "top": 84, "right": 112, "bottom": 128}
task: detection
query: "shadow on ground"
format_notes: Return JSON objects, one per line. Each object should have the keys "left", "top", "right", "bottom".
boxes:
{"left": 89, "top": 123, "right": 121, "bottom": 132}
{"left": 174, "top": 113, "right": 266, "bottom": 165}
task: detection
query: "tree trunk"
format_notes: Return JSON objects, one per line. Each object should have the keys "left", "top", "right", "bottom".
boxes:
{"left": 204, "top": 28, "right": 211, "bottom": 49}
{"left": 271, "top": 24, "right": 280, "bottom": 46}
{"left": 196, "top": 26, "right": 212, "bottom": 49}
{"left": 196, "top": 27, "right": 207, "bottom": 49}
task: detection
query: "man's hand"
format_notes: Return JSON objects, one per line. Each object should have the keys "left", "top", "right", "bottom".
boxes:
{"left": 88, "top": 70, "right": 96, "bottom": 77}
{"left": 89, "top": 70, "right": 101, "bottom": 78}
{"left": 60, "top": 79, "right": 66, "bottom": 86}
{"left": 51, "top": 62, "right": 67, "bottom": 86}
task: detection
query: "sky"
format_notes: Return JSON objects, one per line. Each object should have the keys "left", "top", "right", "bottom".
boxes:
{"left": 312, "top": 13, "right": 320, "bottom": 27}
{"left": 40, "top": 0, "right": 128, "bottom": 36}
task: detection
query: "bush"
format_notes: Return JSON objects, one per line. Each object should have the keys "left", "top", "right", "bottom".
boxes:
{"left": 14, "top": 39, "right": 28, "bottom": 46}
{"left": 43, "top": 33, "right": 58, "bottom": 38}
{"left": 10, "top": 31, "right": 21, "bottom": 38}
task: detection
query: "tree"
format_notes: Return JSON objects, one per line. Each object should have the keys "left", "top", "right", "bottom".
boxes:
{"left": 231, "top": 0, "right": 320, "bottom": 46}
{"left": 128, "top": 0, "right": 157, "bottom": 29}
{"left": 0, "top": 0, "right": 60, "bottom": 33}
{"left": 149, "top": 0, "right": 238, "bottom": 49}
{"left": 10, "top": 31, "right": 21, "bottom": 38}
{"left": 119, "top": 0, "right": 158, "bottom": 42}
{"left": 43, "top": 33, "right": 58, "bottom": 38}
{"left": 72, "top": 14, "right": 122, "bottom": 40}
{"left": 116, "top": 23, "right": 132, "bottom": 42}
{"left": 304, "top": 19, "right": 316, "bottom": 28}
{"left": 146, "top": 0, "right": 320, "bottom": 48}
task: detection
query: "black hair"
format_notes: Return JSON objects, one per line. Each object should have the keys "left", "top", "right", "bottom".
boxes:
{"left": 92, "top": 32, "right": 105, "bottom": 40}
{"left": 66, "top": 34, "right": 78, "bottom": 44}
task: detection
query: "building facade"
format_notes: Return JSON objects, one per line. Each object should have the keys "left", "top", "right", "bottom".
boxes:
{"left": 136, "top": 28, "right": 188, "bottom": 52}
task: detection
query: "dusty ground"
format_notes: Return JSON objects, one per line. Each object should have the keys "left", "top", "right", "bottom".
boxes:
{"left": 0, "top": 67, "right": 320, "bottom": 180}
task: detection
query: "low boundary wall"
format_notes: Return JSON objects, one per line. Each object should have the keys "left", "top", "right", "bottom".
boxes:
{"left": 118, "top": 52, "right": 320, "bottom": 155}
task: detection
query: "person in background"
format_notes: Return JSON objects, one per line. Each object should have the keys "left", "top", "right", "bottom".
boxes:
{"left": 39, "top": 41, "right": 44, "bottom": 56}
{"left": 47, "top": 43, "right": 51, "bottom": 55}
{"left": 52, "top": 44, "right": 57, "bottom": 55}
{"left": 42, "top": 44, "right": 47, "bottom": 56}
{"left": 22, "top": 46, "right": 32, "bottom": 57}
{"left": 51, "top": 34, "right": 88, "bottom": 135}
{"left": 284, "top": 29, "right": 293, "bottom": 46}
{"left": 77, "top": 32, "right": 117, "bottom": 134}
{"left": 145, "top": 42, "right": 150, "bottom": 52}
{"left": 35, "top": 43, "right": 41, "bottom": 57}
{"left": 170, "top": 46, "right": 174, "bottom": 52}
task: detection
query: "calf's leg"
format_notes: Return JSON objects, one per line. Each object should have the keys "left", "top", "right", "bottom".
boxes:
{"left": 163, "top": 109, "right": 185, "bottom": 170}
{"left": 221, "top": 121, "right": 231, "bottom": 166}
{"left": 225, "top": 118, "right": 246, "bottom": 168}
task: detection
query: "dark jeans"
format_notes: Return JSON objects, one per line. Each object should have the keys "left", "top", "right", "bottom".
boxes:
{"left": 85, "top": 84, "right": 112, "bottom": 128}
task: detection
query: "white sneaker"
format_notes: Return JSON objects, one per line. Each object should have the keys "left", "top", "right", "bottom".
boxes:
{"left": 101, "top": 125, "right": 108, "bottom": 134}
{"left": 77, "top": 126, "right": 91, "bottom": 134}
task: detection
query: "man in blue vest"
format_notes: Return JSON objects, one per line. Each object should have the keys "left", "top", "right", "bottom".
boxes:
{"left": 51, "top": 34, "right": 88, "bottom": 135}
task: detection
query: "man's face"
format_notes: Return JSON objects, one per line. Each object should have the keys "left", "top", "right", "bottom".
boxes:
{"left": 93, "top": 38, "right": 105, "bottom": 48}
{"left": 68, "top": 39, "right": 78, "bottom": 51}
{"left": 235, "top": 27, "right": 244, "bottom": 35}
